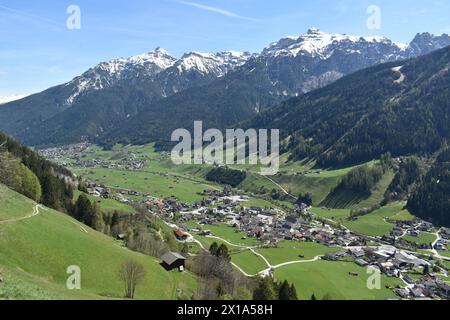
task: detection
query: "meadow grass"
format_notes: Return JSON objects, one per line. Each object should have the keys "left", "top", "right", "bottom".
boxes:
{"left": 0, "top": 184, "right": 35, "bottom": 221}
{"left": 402, "top": 232, "right": 437, "bottom": 245}
{"left": 344, "top": 202, "right": 413, "bottom": 237}
{"left": 256, "top": 241, "right": 338, "bottom": 266}
{"left": 73, "top": 190, "right": 137, "bottom": 214}
{"left": 72, "top": 168, "right": 214, "bottom": 203}
{"left": 230, "top": 250, "right": 268, "bottom": 275}
{"left": 0, "top": 188, "right": 197, "bottom": 300}
{"left": 274, "top": 260, "right": 403, "bottom": 300}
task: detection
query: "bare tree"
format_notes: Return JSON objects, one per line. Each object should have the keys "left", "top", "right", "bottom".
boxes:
{"left": 118, "top": 260, "right": 146, "bottom": 299}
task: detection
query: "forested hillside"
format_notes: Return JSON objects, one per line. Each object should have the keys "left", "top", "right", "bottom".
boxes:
{"left": 246, "top": 46, "right": 450, "bottom": 168}
{"left": 408, "top": 148, "right": 450, "bottom": 227}
{"left": 0, "top": 132, "right": 75, "bottom": 212}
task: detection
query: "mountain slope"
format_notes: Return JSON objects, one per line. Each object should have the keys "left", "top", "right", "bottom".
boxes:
{"left": 246, "top": 46, "right": 450, "bottom": 167}
{"left": 0, "top": 49, "right": 251, "bottom": 146}
{"left": 1, "top": 30, "right": 449, "bottom": 147}
{"left": 0, "top": 184, "right": 197, "bottom": 299}
{"left": 99, "top": 30, "right": 450, "bottom": 148}
{"left": 408, "top": 148, "right": 450, "bottom": 227}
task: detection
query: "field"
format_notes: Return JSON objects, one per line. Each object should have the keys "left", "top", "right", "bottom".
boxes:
{"left": 187, "top": 222, "right": 260, "bottom": 247}
{"left": 344, "top": 203, "right": 414, "bottom": 237}
{"left": 402, "top": 232, "right": 437, "bottom": 245}
{"left": 256, "top": 241, "right": 338, "bottom": 266}
{"left": 230, "top": 250, "right": 268, "bottom": 275}
{"left": 274, "top": 260, "right": 403, "bottom": 300}
{"left": 72, "top": 168, "right": 216, "bottom": 203}
{"left": 0, "top": 186, "right": 197, "bottom": 300}
{"left": 73, "top": 190, "right": 137, "bottom": 214}
{"left": 310, "top": 207, "right": 350, "bottom": 221}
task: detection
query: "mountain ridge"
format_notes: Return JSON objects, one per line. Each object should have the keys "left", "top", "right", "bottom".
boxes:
{"left": 0, "top": 29, "right": 449, "bottom": 147}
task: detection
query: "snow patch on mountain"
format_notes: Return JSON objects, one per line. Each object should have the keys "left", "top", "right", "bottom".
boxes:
{"left": 174, "top": 51, "right": 253, "bottom": 77}
{"left": 263, "top": 28, "right": 404, "bottom": 59}
{"left": 64, "top": 48, "right": 177, "bottom": 106}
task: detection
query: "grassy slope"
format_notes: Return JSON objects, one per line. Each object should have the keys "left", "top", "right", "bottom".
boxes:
{"left": 73, "top": 190, "right": 137, "bottom": 214}
{"left": 0, "top": 184, "right": 35, "bottom": 220}
{"left": 274, "top": 260, "right": 403, "bottom": 300}
{"left": 321, "top": 170, "right": 394, "bottom": 209}
{"left": 402, "top": 232, "right": 437, "bottom": 245}
{"left": 72, "top": 168, "right": 211, "bottom": 203}
{"left": 0, "top": 186, "right": 197, "bottom": 300}
{"left": 344, "top": 203, "right": 414, "bottom": 237}
{"left": 256, "top": 241, "right": 338, "bottom": 266}
{"left": 230, "top": 250, "right": 268, "bottom": 275}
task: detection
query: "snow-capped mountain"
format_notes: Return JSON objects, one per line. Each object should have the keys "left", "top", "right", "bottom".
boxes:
{"left": 407, "top": 32, "right": 450, "bottom": 57}
{"left": 64, "top": 48, "right": 252, "bottom": 105}
{"left": 0, "top": 95, "right": 28, "bottom": 105}
{"left": 65, "top": 47, "right": 177, "bottom": 105}
{"left": 173, "top": 51, "right": 253, "bottom": 76}
{"left": 255, "top": 28, "right": 450, "bottom": 95}
{"left": 1, "top": 28, "right": 449, "bottom": 147}
{"left": 262, "top": 28, "right": 408, "bottom": 59}
{"left": 156, "top": 51, "right": 253, "bottom": 95}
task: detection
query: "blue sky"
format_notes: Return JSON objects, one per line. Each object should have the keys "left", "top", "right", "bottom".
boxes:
{"left": 0, "top": 0, "right": 449, "bottom": 96}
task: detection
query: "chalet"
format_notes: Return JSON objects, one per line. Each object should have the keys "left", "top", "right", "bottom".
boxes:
{"left": 161, "top": 252, "right": 186, "bottom": 271}
{"left": 174, "top": 228, "right": 189, "bottom": 241}
{"left": 441, "top": 228, "right": 450, "bottom": 240}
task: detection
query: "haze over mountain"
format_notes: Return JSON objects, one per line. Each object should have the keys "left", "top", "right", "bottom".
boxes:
{"left": 0, "top": 29, "right": 449, "bottom": 147}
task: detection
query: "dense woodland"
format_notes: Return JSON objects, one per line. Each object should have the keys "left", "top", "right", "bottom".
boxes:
{"left": 408, "top": 148, "right": 450, "bottom": 227}
{"left": 0, "top": 131, "right": 74, "bottom": 212}
{"left": 247, "top": 46, "right": 450, "bottom": 168}
{"left": 205, "top": 167, "right": 247, "bottom": 188}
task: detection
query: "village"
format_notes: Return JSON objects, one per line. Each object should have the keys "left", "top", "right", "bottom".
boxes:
{"left": 38, "top": 143, "right": 148, "bottom": 171}
{"left": 82, "top": 179, "right": 450, "bottom": 300}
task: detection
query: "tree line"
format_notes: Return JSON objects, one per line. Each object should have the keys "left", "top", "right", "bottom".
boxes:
{"left": 0, "top": 132, "right": 74, "bottom": 212}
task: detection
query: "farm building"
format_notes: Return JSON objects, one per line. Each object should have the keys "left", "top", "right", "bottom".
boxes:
{"left": 161, "top": 252, "right": 186, "bottom": 271}
{"left": 174, "top": 228, "right": 189, "bottom": 241}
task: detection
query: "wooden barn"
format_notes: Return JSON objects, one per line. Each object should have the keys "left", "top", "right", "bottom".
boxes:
{"left": 161, "top": 252, "right": 186, "bottom": 271}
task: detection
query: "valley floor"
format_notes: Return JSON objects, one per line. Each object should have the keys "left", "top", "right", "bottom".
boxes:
{"left": 2, "top": 143, "right": 448, "bottom": 300}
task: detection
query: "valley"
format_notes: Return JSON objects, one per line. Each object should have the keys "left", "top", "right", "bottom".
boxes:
{"left": 26, "top": 141, "right": 449, "bottom": 300}
{"left": 0, "top": 18, "right": 449, "bottom": 303}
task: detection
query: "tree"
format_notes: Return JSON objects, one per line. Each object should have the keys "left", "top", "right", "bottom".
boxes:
{"left": 278, "top": 280, "right": 298, "bottom": 300}
{"left": 296, "top": 193, "right": 313, "bottom": 206}
{"left": 380, "top": 152, "right": 393, "bottom": 171}
{"left": 423, "top": 264, "right": 430, "bottom": 276}
{"left": 253, "top": 277, "right": 276, "bottom": 300}
{"left": 311, "top": 294, "right": 317, "bottom": 300}
{"left": 216, "top": 244, "right": 230, "bottom": 261}
{"left": 209, "top": 242, "right": 219, "bottom": 256}
{"left": 118, "top": 260, "right": 146, "bottom": 299}
{"left": 73, "top": 194, "right": 104, "bottom": 230}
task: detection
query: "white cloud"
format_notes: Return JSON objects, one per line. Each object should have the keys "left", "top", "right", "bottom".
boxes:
{"left": 176, "top": 0, "right": 260, "bottom": 22}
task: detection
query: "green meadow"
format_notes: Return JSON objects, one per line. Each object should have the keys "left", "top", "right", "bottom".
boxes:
{"left": 73, "top": 190, "right": 137, "bottom": 214}
{"left": 256, "top": 241, "right": 338, "bottom": 266}
{"left": 274, "top": 260, "right": 403, "bottom": 300}
{"left": 72, "top": 168, "right": 215, "bottom": 203}
{"left": 0, "top": 186, "right": 197, "bottom": 300}
{"left": 230, "top": 250, "right": 268, "bottom": 275}
{"left": 344, "top": 203, "right": 414, "bottom": 237}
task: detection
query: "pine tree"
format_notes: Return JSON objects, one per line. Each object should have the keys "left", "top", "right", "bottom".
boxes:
{"left": 209, "top": 242, "right": 219, "bottom": 256}
{"left": 253, "top": 277, "right": 276, "bottom": 300}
